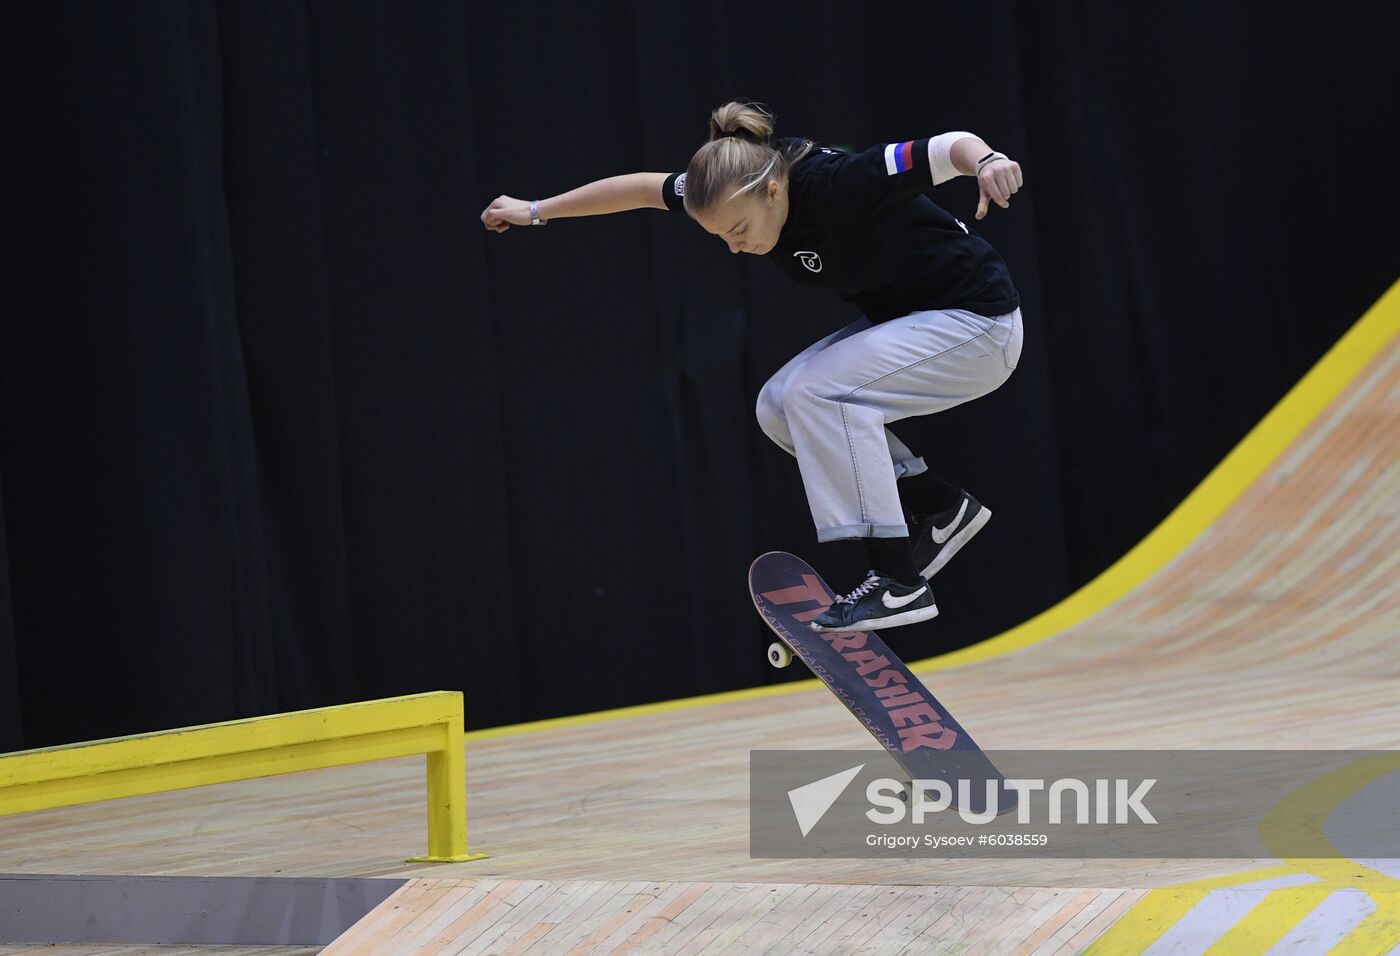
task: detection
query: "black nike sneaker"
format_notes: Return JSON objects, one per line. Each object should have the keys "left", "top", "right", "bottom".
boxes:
{"left": 809, "top": 571, "right": 939, "bottom": 634}
{"left": 910, "top": 492, "right": 991, "bottom": 580}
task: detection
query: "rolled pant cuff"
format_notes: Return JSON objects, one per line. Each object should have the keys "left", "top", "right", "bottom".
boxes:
{"left": 816, "top": 522, "right": 911, "bottom": 543}
{"left": 894, "top": 456, "right": 928, "bottom": 479}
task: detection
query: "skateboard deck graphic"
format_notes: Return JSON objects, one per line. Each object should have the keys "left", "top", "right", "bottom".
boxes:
{"left": 749, "top": 550, "right": 1011, "bottom": 813}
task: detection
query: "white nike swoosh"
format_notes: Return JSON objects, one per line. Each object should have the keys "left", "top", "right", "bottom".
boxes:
{"left": 882, "top": 586, "right": 927, "bottom": 609}
{"left": 931, "top": 500, "right": 968, "bottom": 544}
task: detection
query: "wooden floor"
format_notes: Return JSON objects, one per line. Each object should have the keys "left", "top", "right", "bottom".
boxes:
{"left": 321, "top": 879, "right": 1144, "bottom": 955}
{"left": 3, "top": 315, "right": 1398, "bottom": 952}
{"left": 0, "top": 948, "right": 315, "bottom": 955}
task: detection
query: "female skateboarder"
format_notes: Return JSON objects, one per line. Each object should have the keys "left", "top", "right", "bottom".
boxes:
{"left": 481, "top": 101, "right": 1023, "bottom": 634}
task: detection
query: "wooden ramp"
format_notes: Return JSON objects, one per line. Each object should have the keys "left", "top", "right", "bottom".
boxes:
{"left": 2, "top": 287, "right": 1398, "bottom": 953}
{"left": 322, "top": 879, "right": 1141, "bottom": 955}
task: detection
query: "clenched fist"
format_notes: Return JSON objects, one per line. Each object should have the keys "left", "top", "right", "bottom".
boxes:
{"left": 975, "top": 158, "right": 1024, "bottom": 221}
{"left": 480, "top": 195, "right": 532, "bottom": 232}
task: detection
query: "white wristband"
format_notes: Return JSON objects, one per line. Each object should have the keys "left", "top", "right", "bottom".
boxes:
{"left": 927, "top": 131, "right": 975, "bottom": 185}
{"left": 530, "top": 200, "right": 547, "bottom": 226}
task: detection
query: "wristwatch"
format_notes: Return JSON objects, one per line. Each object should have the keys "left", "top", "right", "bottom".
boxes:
{"left": 530, "top": 200, "right": 547, "bottom": 226}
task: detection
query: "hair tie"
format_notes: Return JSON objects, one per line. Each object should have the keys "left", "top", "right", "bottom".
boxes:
{"left": 717, "top": 129, "right": 742, "bottom": 140}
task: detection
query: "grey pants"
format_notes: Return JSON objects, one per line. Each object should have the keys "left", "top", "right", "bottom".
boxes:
{"left": 756, "top": 307, "right": 1024, "bottom": 541}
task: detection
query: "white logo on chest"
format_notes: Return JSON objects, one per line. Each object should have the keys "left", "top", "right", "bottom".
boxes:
{"left": 794, "top": 250, "right": 823, "bottom": 273}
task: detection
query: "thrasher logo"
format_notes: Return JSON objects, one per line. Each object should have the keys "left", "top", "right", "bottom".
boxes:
{"left": 794, "top": 250, "right": 823, "bottom": 272}
{"left": 760, "top": 573, "right": 957, "bottom": 751}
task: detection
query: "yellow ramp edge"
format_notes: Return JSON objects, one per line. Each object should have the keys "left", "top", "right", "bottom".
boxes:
{"left": 466, "top": 275, "right": 1400, "bottom": 743}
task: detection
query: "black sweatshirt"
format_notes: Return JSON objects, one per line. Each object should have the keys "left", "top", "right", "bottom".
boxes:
{"left": 663, "top": 136, "right": 1020, "bottom": 322}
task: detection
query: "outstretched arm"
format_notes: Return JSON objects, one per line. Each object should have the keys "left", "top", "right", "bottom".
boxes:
{"left": 480, "top": 173, "right": 671, "bottom": 233}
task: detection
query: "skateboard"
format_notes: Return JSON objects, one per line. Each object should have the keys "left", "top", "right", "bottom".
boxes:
{"left": 748, "top": 550, "right": 1011, "bottom": 813}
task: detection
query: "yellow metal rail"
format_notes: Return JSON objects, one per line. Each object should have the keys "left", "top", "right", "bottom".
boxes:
{"left": 0, "top": 691, "right": 487, "bottom": 863}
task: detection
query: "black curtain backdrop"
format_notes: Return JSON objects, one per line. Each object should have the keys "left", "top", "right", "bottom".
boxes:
{"left": 2, "top": 2, "right": 1396, "bottom": 749}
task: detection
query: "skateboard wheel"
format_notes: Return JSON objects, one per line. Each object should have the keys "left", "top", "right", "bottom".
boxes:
{"left": 767, "top": 642, "right": 793, "bottom": 668}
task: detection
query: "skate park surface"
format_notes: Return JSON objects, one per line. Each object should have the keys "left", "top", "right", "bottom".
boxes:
{"left": 2, "top": 279, "right": 1398, "bottom": 953}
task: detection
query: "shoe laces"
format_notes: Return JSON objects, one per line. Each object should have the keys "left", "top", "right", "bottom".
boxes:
{"left": 835, "top": 570, "right": 885, "bottom": 605}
